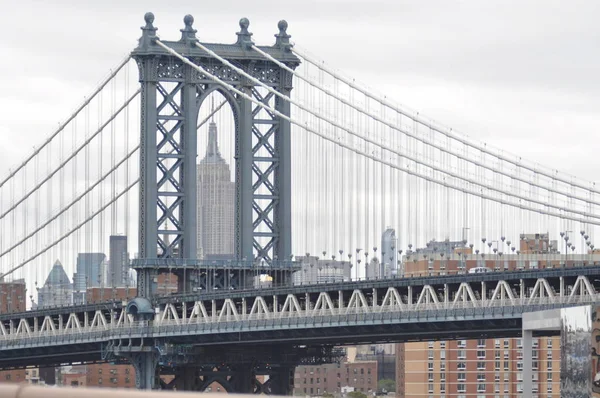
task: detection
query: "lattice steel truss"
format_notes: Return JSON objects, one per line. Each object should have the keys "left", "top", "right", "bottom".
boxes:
{"left": 131, "top": 14, "right": 300, "bottom": 296}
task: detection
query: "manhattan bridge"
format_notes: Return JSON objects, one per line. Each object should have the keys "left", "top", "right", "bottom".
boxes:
{"left": 0, "top": 12, "right": 598, "bottom": 395}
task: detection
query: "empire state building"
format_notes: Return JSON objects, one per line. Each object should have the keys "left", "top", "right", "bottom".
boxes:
{"left": 196, "top": 120, "right": 235, "bottom": 259}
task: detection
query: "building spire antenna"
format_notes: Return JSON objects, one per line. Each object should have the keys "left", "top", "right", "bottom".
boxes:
{"left": 211, "top": 96, "right": 215, "bottom": 122}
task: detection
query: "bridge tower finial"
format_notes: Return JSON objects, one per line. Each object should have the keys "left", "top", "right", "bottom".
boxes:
{"left": 138, "top": 12, "right": 157, "bottom": 50}
{"left": 236, "top": 18, "right": 253, "bottom": 49}
{"left": 180, "top": 14, "right": 198, "bottom": 45}
{"left": 275, "top": 20, "right": 292, "bottom": 51}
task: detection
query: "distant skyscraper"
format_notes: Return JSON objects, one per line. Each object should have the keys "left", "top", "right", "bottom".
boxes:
{"left": 196, "top": 119, "right": 235, "bottom": 259}
{"left": 37, "top": 260, "right": 72, "bottom": 308}
{"left": 73, "top": 253, "right": 106, "bottom": 304}
{"left": 381, "top": 228, "right": 398, "bottom": 277}
{"left": 108, "top": 235, "right": 129, "bottom": 287}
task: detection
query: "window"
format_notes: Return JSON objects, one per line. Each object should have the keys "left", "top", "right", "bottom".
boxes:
{"left": 504, "top": 361, "right": 509, "bottom": 371}
{"left": 428, "top": 373, "right": 433, "bottom": 381}
{"left": 458, "top": 340, "right": 466, "bottom": 348}
{"left": 477, "top": 350, "right": 486, "bottom": 359}
{"left": 440, "top": 373, "right": 446, "bottom": 381}
{"left": 440, "top": 350, "right": 446, "bottom": 360}
{"left": 477, "top": 339, "right": 486, "bottom": 347}
{"left": 457, "top": 383, "right": 466, "bottom": 393}
{"left": 428, "top": 362, "right": 433, "bottom": 371}
{"left": 428, "top": 341, "right": 434, "bottom": 348}
{"left": 440, "top": 362, "right": 446, "bottom": 371}
{"left": 495, "top": 339, "right": 500, "bottom": 348}
{"left": 547, "top": 361, "right": 553, "bottom": 370}
{"left": 477, "top": 361, "right": 486, "bottom": 370}
{"left": 457, "top": 373, "right": 466, "bottom": 381}
{"left": 504, "top": 350, "right": 509, "bottom": 359}
{"left": 440, "top": 341, "right": 446, "bottom": 349}
{"left": 458, "top": 350, "right": 466, "bottom": 359}
{"left": 547, "top": 372, "right": 553, "bottom": 381}
{"left": 547, "top": 338, "right": 553, "bottom": 348}
{"left": 495, "top": 361, "right": 500, "bottom": 370}
{"left": 428, "top": 383, "right": 434, "bottom": 393}
{"left": 440, "top": 383, "right": 446, "bottom": 393}
{"left": 477, "top": 383, "right": 486, "bottom": 392}
{"left": 457, "top": 362, "right": 466, "bottom": 370}
{"left": 503, "top": 339, "right": 509, "bottom": 348}
{"left": 428, "top": 350, "right": 434, "bottom": 360}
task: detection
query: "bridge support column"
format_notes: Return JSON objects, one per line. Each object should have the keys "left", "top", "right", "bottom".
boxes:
{"left": 269, "top": 366, "right": 295, "bottom": 395}
{"left": 129, "top": 351, "right": 160, "bottom": 390}
{"left": 230, "top": 367, "right": 255, "bottom": 393}
{"left": 522, "top": 329, "right": 533, "bottom": 398}
{"left": 174, "top": 366, "right": 199, "bottom": 391}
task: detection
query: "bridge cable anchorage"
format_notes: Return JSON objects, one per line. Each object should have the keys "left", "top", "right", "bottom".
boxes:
{"left": 292, "top": 46, "right": 600, "bottom": 197}
{"left": 0, "top": 89, "right": 140, "bottom": 221}
{"left": 252, "top": 45, "right": 599, "bottom": 209}
{"left": 194, "top": 41, "right": 596, "bottom": 221}
{"left": 0, "top": 145, "right": 139, "bottom": 260}
{"left": 154, "top": 40, "right": 600, "bottom": 226}
{"left": 0, "top": 178, "right": 139, "bottom": 280}
{"left": 0, "top": 55, "right": 132, "bottom": 190}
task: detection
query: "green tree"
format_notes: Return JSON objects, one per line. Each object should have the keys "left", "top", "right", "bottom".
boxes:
{"left": 348, "top": 391, "right": 368, "bottom": 398}
{"left": 378, "top": 379, "right": 395, "bottom": 393}
{"left": 322, "top": 393, "right": 334, "bottom": 398}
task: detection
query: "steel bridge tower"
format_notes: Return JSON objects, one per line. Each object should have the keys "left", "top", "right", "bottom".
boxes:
{"left": 130, "top": 13, "right": 300, "bottom": 298}
{"left": 119, "top": 12, "right": 309, "bottom": 391}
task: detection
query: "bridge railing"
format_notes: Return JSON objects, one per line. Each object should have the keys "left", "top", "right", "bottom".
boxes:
{"left": 1, "top": 292, "right": 596, "bottom": 347}
{"left": 0, "top": 384, "right": 210, "bottom": 397}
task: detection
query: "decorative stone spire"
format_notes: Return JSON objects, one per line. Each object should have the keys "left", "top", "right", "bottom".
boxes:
{"left": 236, "top": 17, "right": 253, "bottom": 49}
{"left": 138, "top": 12, "right": 158, "bottom": 50}
{"left": 202, "top": 119, "right": 226, "bottom": 164}
{"left": 180, "top": 14, "right": 198, "bottom": 44}
{"left": 275, "top": 20, "right": 292, "bottom": 50}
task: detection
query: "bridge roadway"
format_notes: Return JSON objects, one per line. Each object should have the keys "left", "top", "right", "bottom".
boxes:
{"left": 0, "top": 265, "right": 598, "bottom": 369}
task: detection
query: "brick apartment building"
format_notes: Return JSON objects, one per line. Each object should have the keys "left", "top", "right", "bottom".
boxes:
{"left": 396, "top": 233, "right": 599, "bottom": 398}
{"left": 0, "top": 279, "right": 27, "bottom": 384}
{"left": 294, "top": 360, "right": 378, "bottom": 396}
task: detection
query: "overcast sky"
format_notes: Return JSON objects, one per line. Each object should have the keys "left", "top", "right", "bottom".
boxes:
{"left": 0, "top": 0, "right": 596, "bottom": 177}
{"left": 1, "top": 0, "right": 599, "bottom": 181}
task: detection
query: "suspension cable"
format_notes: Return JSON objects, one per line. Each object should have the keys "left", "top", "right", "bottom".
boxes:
{"left": 155, "top": 39, "right": 599, "bottom": 226}
{"left": 292, "top": 47, "right": 600, "bottom": 197}
{"left": 0, "top": 55, "right": 132, "bottom": 190}
{"left": 0, "top": 146, "right": 139, "bottom": 260}
{"left": 0, "top": 179, "right": 139, "bottom": 280}
{"left": 0, "top": 89, "right": 140, "bottom": 221}
{"left": 253, "top": 45, "right": 598, "bottom": 208}
{"left": 193, "top": 41, "right": 596, "bottom": 220}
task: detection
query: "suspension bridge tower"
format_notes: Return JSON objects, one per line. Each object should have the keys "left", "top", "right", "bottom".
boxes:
{"left": 121, "top": 13, "right": 302, "bottom": 391}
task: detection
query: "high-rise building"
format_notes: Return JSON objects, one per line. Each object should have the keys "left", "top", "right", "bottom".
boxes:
{"left": 381, "top": 228, "right": 398, "bottom": 277}
{"left": 108, "top": 235, "right": 129, "bottom": 288}
{"left": 36, "top": 260, "right": 72, "bottom": 308}
{"left": 0, "top": 279, "right": 26, "bottom": 384}
{"left": 196, "top": 120, "right": 235, "bottom": 259}
{"left": 73, "top": 253, "right": 106, "bottom": 304}
{"left": 395, "top": 233, "right": 599, "bottom": 398}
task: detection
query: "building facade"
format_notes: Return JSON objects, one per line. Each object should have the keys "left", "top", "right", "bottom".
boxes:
{"left": 381, "top": 228, "right": 399, "bottom": 277}
{"left": 73, "top": 253, "right": 106, "bottom": 304}
{"left": 395, "top": 233, "right": 598, "bottom": 398}
{"left": 196, "top": 120, "right": 235, "bottom": 259}
{"left": 36, "top": 260, "right": 72, "bottom": 308}
{"left": 293, "top": 255, "right": 352, "bottom": 285}
{"left": 294, "top": 360, "right": 378, "bottom": 396}
{"left": 0, "top": 279, "right": 26, "bottom": 384}
{"left": 108, "top": 235, "right": 129, "bottom": 288}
